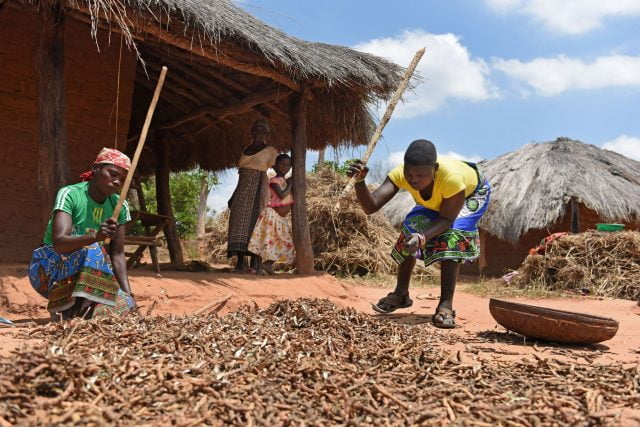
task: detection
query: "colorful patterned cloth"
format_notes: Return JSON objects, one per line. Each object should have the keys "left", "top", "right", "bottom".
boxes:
{"left": 391, "top": 178, "right": 491, "bottom": 266}
{"left": 93, "top": 289, "right": 135, "bottom": 318}
{"left": 28, "top": 243, "right": 120, "bottom": 314}
{"left": 248, "top": 207, "right": 295, "bottom": 264}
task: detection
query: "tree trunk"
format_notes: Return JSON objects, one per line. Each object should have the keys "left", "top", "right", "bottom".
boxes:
{"left": 196, "top": 173, "right": 209, "bottom": 239}
{"left": 35, "top": 2, "right": 69, "bottom": 227}
{"left": 316, "top": 149, "right": 325, "bottom": 171}
{"left": 155, "top": 138, "right": 184, "bottom": 266}
{"left": 290, "top": 88, "right": 314, "bottom": 274}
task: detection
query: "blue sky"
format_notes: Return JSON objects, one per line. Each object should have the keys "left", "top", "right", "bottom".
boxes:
{"left": 209, "top": 0, "right": 640, "bottom": 212}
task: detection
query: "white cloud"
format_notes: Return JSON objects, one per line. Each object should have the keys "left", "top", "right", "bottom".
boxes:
{"left": 440, "top": 151, "right": 484, "bottom": 163}
{"left": 493, "top": 54, "right": 640, "bottom": 96}
{"left": 485, "top": 0, "right": 640, "bottom": 35}
{"left": 355, "top": 30, "right": 495, "bottom": 118}
{"left": 388, "top": 151, "right": 405, "bottom": 168}
{"left": 207, "top": 170, "right": 238, "bottom": 215}
{"left": 602, "top": 134, "right": 640, "bottom": 161}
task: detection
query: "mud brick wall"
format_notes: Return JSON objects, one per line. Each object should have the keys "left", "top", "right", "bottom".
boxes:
{"left": 0, "top": 7, "right": 136, "bottom": 262}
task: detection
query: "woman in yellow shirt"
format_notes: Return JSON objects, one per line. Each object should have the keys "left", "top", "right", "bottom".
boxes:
{"left": 347, "top": 140, "right": 490, "bottom": 328}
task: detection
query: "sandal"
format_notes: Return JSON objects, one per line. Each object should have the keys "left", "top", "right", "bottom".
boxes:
{"left": 371, "top": 293, "right": 413, "bottom": 314}
{"left": 432, "top": 308, "right": 456, "bottom": 329}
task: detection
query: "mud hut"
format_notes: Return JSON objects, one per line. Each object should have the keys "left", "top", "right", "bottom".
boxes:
{"left": 382, "top": 138, "right": 640, "bottom": 276}
{"left": 0, "top": 0, "right": 403, "bottom": 270}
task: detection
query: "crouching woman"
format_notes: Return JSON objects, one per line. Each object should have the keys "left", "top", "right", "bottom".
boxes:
{"left": 29, "top": 148, "right": 136, "bottom": 320}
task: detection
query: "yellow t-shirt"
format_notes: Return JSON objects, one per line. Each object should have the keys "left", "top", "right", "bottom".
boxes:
{"left": 387, "top": 157, "right": 478, "bottom": 211}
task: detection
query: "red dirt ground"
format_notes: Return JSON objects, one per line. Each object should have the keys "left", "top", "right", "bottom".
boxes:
{"left": 1, "top": 264, "right": 639, "bottom": 364}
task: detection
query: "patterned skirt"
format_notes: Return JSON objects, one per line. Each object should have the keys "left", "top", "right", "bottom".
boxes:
{"left": 391, "top": 179, "right": 491, "bottom": 266}
{"left": 227, "top": 168, "right": 266, "bottom": 257}
{"left": 28, "top": 243, "right": 121, "bottom": 314}
{"left": 248, "top": 207, "right": 296, "bottom": 264}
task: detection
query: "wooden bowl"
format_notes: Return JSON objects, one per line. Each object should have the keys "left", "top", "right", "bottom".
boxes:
{"left": 489, "top": 299, "right": 619, "bottom": 344}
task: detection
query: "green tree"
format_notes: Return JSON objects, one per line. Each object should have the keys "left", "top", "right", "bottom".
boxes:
{"left": 312, "top": 159, "right": 356, "bottom": 175}
{"left": 140, "top": 169, "right": 218, "bottom": 238}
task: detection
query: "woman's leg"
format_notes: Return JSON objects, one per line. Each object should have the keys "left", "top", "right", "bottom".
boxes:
{"left": 438, "top": 260, "right": 459, "bottom": 311}
{"left": 394, "top": 256, "right": 416, "bottom": 296}
{"left": 433, "top": 260, "right": 460, "bottom": 328}
{"left": 374, "top": 256, "right": 416, "bottom": 313}
{"left": 234, "top": 255, "right": 247, "bottom": 272}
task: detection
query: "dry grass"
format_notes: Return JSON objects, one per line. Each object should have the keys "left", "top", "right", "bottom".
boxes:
{"left": 510, "top": 231, "right": 640, "bottom": 301}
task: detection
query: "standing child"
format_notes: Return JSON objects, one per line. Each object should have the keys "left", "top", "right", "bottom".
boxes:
{"left": 248, "top": 154, "right": 295, "bottom": 274}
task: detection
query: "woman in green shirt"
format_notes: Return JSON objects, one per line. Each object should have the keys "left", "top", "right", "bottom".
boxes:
{"left": 29, "top": 148, "right": 135, "bottom": 320}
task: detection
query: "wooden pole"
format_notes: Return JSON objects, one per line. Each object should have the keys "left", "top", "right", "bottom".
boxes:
{"left": 290, "top": 87, "right": 314, "bottom": 274}
{"left": 110, "top": 67, "right": 167, "bottom": 221}
{"left": 35, "top": 2, "right": 69, "bottom": 227}
{"left": 334, "top": 47, "right": 425, "bottom": 209}
{"left": 105, "top": 66, "right": 167, "bottom": 245}
{"left": 156, "top": 137, "right": 184, "bottom": 266}
{"left": 570, "top": 198, "right": 580, "bottom": 234}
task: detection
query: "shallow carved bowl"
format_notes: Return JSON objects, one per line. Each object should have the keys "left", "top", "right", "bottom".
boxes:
{"left": 489, "top": 299, "right": 619, "bottom": 344}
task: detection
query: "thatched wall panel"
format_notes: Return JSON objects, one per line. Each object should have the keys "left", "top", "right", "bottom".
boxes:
{"left": 0, "top": 8, "right": 136, "bottom": 261}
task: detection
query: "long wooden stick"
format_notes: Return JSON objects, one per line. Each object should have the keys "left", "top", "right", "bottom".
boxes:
{"left": 334, "top": 47, "right": 425, "bottom": 209}
{"left": 106, "top": 66, "right": 168, "bottom": 244}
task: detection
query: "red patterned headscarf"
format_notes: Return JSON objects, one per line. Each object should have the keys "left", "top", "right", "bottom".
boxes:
{"left": 80, "top": 148, "right": 131, "bottom": 182}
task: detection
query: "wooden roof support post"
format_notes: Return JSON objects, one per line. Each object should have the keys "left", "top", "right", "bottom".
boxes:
{"left": 290, "top": 87, "right": 314, "bottom": 274}
{"left": 155, "top": 137, "right": 184, "bottom": 266}
{"left": 35, "top": 2, "right": 69, "bottom": 226}
{"left": 570, "top": 197, "right": 580, "bottom": 234}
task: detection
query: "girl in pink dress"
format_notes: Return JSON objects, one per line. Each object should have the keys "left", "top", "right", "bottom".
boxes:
{"left": 248, "top": 154, "right": 295, "bottom": 274}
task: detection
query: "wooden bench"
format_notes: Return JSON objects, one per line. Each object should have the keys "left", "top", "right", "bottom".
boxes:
{"left": 124, "top": 210, "right": 171, "bottom": 273}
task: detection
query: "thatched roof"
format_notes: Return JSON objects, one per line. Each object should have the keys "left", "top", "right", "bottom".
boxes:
{"left": 382, "top": 138, "right": 640, "bottom": 243}
{"left": 479, "top": 138, "right": 640, "bottom": 242}
{"left": 14, "top": 0, "right": 404, "bottom": 174}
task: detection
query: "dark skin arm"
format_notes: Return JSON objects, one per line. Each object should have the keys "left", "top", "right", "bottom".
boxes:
{"left": 109, "top": 224, "right": 132, "bottom": 295}
{"left": 346, "top": 160, "right": 398, "bottom": 215}
{"left": 270, "top": 178, "right": 292, "bottom": 200}
{"left": 52, "top": 211, "right": 117, "bottom": 253}
{"left": 52, "top": 211, "right": 131, "bottom": 295}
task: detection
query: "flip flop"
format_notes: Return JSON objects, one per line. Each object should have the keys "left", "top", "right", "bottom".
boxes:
{"left": 371, "top": 293, "right": 413, "bottom": 314}
{"left": 432, "top": 309, "right": 456, "bottom": 329}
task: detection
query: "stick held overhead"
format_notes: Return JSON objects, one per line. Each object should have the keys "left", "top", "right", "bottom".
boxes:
{"left": 334, "top": 47, "right": 425, "bottom": 210}
{"left": 106, "top": 66, "right": 168, "bottom": 244}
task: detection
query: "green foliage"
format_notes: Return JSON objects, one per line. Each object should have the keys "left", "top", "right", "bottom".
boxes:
{"left": 312, "top": 159, "right": 357, "bottom": 176}
{"left": 139, "top": 170, "right": 218, "bottom": 238}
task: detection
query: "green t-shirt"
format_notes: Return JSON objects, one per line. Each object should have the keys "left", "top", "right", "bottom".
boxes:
{"left": 43, "top": 182, "right": 131, "bottom": 245}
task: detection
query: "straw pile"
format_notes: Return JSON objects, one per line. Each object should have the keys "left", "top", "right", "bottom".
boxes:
{"left": 511, "top": 231, "right": 640, "bottom": 300}
{"left": 306, "top": 170, "right": 398, "bottom": 276}
{"left": 203, "top": 171, "right": 437, "bottom": 277}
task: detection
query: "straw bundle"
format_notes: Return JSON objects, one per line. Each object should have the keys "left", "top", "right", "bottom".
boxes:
{"left": 306, "top": 170, "right": 398, "bottom": 276}
{"left": 511, "top": 231, "right": 640, "bottom": 300}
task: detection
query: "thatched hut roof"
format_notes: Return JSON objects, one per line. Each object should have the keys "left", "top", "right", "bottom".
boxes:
{"left": 479, "top": 138, "right": 640, "bottom": 243}
{"left": 382, "top": 138, "right": 640, "bottom": 243}
{"left": 13, "top": 0, "right": 404, "bottom": 174}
